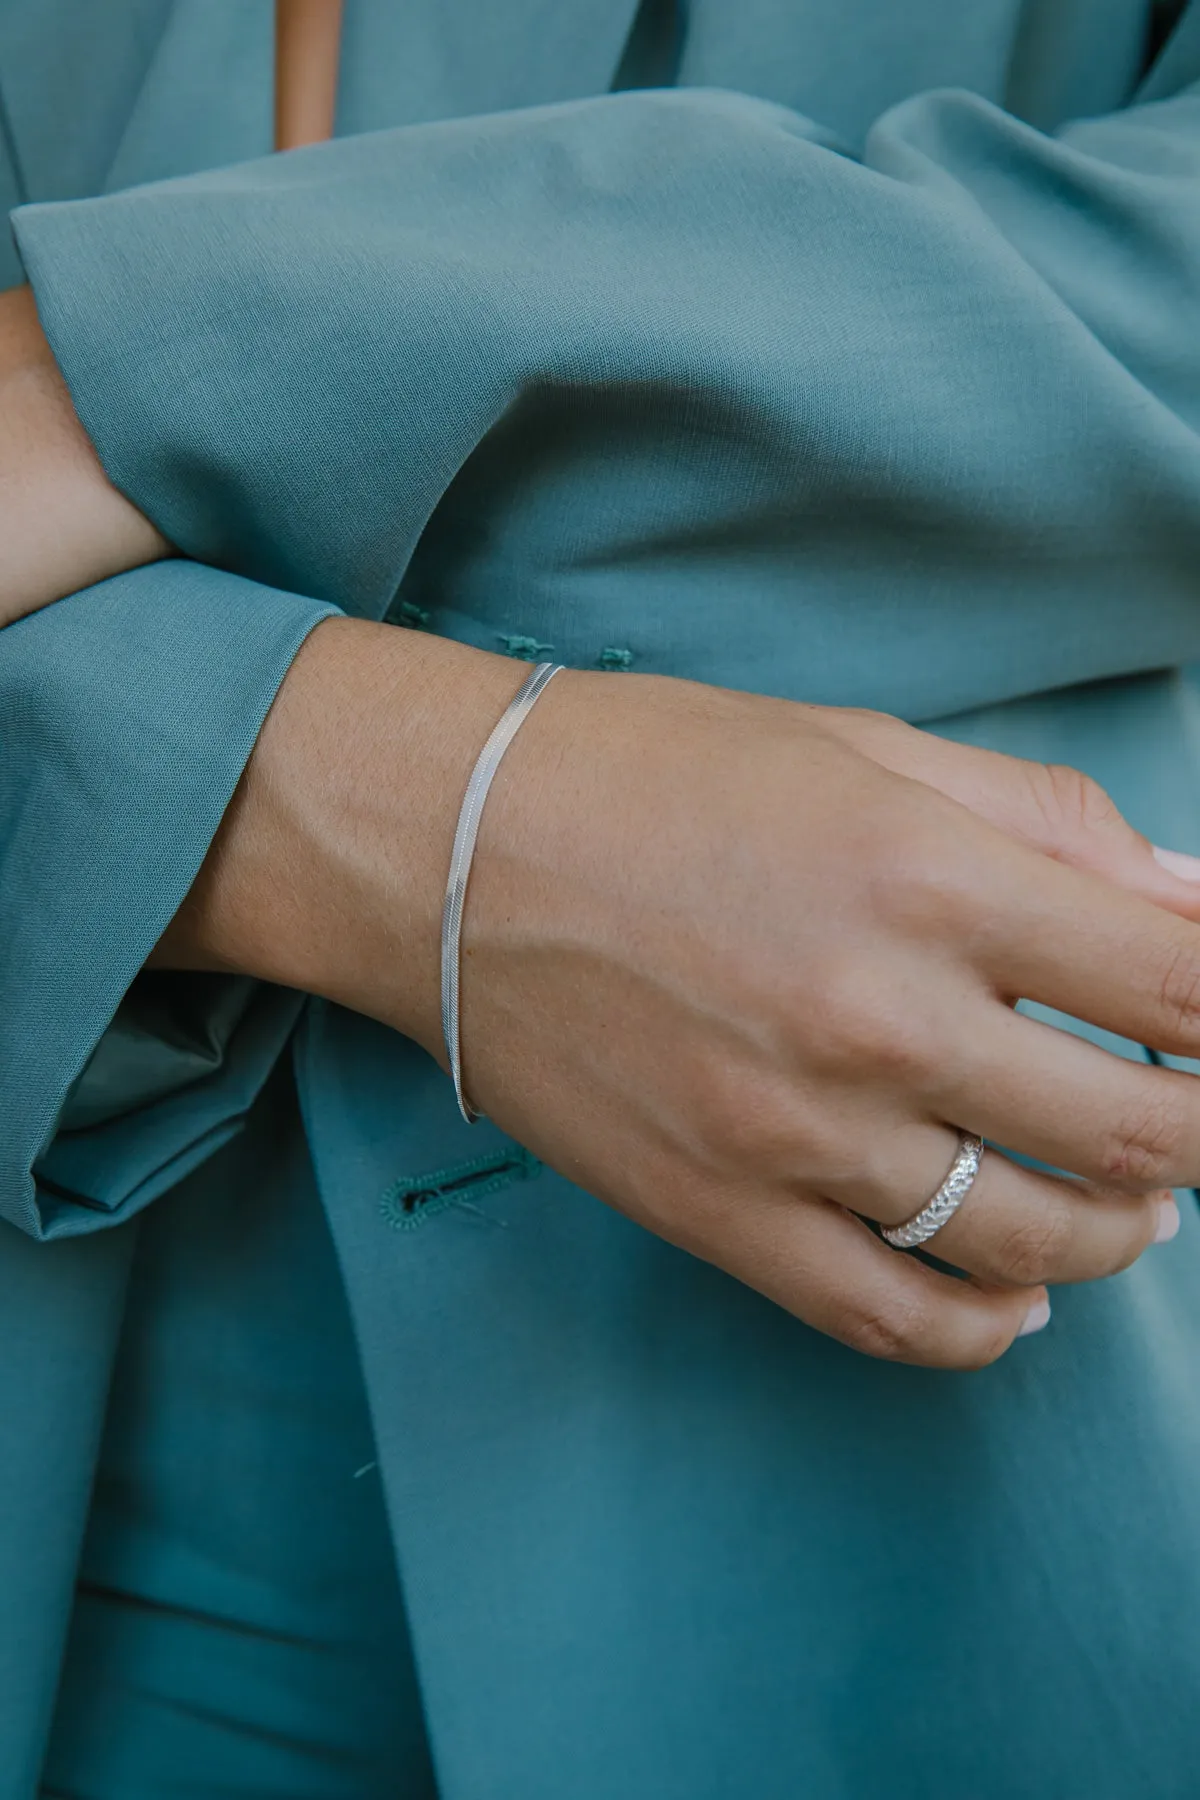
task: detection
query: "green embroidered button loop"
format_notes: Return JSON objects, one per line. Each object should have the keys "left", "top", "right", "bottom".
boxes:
{"left": 498, "top": 633, "right": 555, "bottom": 659}
{"left": 394, "top": 599, "right": 431, "bottom": 629}
{"left": 380, "top": 1144, "right": 543, "bottom": 1230}
{"left": 496, "top": 635, "right": 635, "bottom": 669}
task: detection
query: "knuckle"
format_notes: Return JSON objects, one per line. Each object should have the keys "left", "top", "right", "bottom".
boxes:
{"left": 1028, "top": 761, "right": 1121, "bottom": 843}
{"left": 1107, "top": 1215, "right": 1155, "bottom": 1277}
{"left": 803, "top": 963, "right": 878, "bottom": 1066}
{"left": 839, "top": 1292, "right": 929, "bottom": 1364}
{"left": 840, "top": 706, "right": 895, "bottom": 729}
{"left": 1099, "top": 1096, "right": 1184, "bottom": 1187}
{"left": 808, "top": 963, "right": 939, "bottom": 1087}
{"left": 865, "top": 1011, "right": 942, "bottom": 1087}
{"left": 1155, "top": 942, "right": 1200, "bottom": 1045}
{"left": 839, "top": 1280, "right": 1017, "bottom": 1370}
{"left": 989, "top": 1208, "right": 1072, "bottom": 1287}
{"left": 690, "top": 1062, "right": 799, "bottom": 1172}
{"left": 953, "top": 1316, "right": 1017, "bottom": 1372}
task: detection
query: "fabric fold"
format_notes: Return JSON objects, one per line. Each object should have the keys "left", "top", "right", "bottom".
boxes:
{"left": 0, "top": 560, "right": 336, "bottom": 1240}
{"left": 12, "top": 77, "right": 1200, "bottom": 724}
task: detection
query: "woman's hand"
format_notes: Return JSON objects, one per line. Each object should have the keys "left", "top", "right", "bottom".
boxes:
{"left": 0, "top": 285, "right": 169, "bottom": 625}
{"left": 157, "top": 621, "right": 1200, "bottom": 1367}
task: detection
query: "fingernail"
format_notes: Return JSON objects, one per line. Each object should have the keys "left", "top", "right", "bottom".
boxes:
{"left": 1018, "top": 1295, "right": 1052, "bottom": 1337}
{"left": 1154, "top": 1196, "right": 1181, "bottom": 1243}
{"left": 1153, "top": 845, "right": 1200, "bottom": 883}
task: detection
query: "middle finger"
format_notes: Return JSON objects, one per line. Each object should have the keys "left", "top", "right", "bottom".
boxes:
{"left": 926, "top": 999, "right": 1200, "bottom": 1194}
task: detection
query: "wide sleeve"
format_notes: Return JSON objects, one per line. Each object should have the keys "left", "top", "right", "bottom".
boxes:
{"left": 0, "top": 560, "right": 337, "bottom": 1240}
{"left": 8, "top": 63, "right": 1200, "bottom": 716}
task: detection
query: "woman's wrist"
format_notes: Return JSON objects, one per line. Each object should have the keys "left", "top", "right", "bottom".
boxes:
{"left": 0, "top": 285, "right": 170, "bottom": 626}
{"left": 152, "top": 609, "right": 1200, "bottom": 1367}
{"left": 151, "top": 617, "right": 534, "bottom": 1057}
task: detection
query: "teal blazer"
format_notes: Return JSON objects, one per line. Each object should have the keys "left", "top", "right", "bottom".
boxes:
{"left": 3, "top": 2, "right": 1200, "bottom": 1793}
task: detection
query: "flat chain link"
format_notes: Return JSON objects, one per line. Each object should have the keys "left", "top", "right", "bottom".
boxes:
{"left": 441, "top": 662, "right": 563, "bottom": 1123}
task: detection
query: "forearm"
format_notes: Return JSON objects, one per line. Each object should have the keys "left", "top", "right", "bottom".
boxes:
{"left": 0, "top": 285, "right": 168, "bottom": 626}
{"left": 152, "top": 608, "right": 1200, "bottom": 1076}
{"left": 151, "top": 617, "right": 525, "bottom": 1058}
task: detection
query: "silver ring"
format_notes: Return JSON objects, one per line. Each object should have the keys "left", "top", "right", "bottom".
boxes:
{"left": 880, "top": 1132, "right": 984, "bottom": 1249}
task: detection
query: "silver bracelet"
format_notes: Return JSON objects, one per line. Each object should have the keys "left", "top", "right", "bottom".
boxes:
{"left": 441, "top": 661, "right": 564, "bottom": 1123}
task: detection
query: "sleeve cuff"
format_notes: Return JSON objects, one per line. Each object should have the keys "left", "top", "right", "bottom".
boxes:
{"left": 0, "top": 559, "right": 338, "bottom": 1239}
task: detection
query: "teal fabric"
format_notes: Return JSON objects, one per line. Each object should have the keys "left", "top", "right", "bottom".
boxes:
{"left": 3, "top": 1, "right": 1200, "bottom": 1794}
{"left": 0, "top": 567, "right": 336, "bottom": 1242}
{"left": 16, "top": 75, "right": 1200, "bottom": 723}
{"left": 42, "top": 1065, "right": 438, "bottom": 1800}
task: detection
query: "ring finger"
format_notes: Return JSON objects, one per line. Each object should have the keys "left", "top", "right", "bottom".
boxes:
{"left": 829, "top": 1122, "right": 1176, "bottom": 1289}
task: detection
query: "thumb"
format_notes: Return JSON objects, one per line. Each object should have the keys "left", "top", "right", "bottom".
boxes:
{"left": 816, "top": 705, "right": 1200, "bottom": 920}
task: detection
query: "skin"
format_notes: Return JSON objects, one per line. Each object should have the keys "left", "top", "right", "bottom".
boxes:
{"left": 6, "top": 281, "right": 1200, "bottom": 1369}
{"left": 274, "top": 0, "right": 344, "bottom": 151}
{"left": 0, "top": 286, "right": 168, "bottom": 618}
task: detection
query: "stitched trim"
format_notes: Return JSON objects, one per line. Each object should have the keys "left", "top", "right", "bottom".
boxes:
{"left": 380, "top": 1144, "right": 542, "bottom": 1230}
{"left": 498, "top": 633, "right": 555, "bottom": 659}
{"left": 394, "top": 599, "right": 431, "bottom": 629}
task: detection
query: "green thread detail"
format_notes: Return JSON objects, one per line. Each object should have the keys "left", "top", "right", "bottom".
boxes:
{"left": 498, "top": 634, "right": 555, "bottom": 659}
{"left": 396, "top": 599, "right": 431, "bottom": 630}
{"left": 381, "top": 1144, "right": 542, "bottom": 1231}
{"left": 596, "top": 646, "right": 634, "bottom": 671}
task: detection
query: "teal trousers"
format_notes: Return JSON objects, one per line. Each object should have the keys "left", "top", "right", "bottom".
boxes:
{"left": 41, "top": 1069, "right": 438, "bottom": 1798}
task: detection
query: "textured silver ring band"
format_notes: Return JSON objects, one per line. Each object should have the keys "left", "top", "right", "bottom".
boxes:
{"left": 880, "top": 1132, "right": 985, "bottom": 1249}
{"left": 441, "top": 661, "right": 563, "bottom": 1125}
